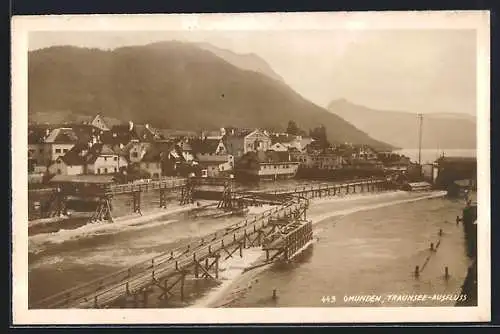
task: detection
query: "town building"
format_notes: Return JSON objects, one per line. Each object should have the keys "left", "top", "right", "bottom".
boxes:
{"left": 234, "top": 150, "right": 299, "bottom": 181}
{"left": 101, "top": 121, "right": 140, "bottom": 146}
{"left": 89, "top": 114, "right": 111, "bottom": 132}
{"left": 224, "top": 129, "right": 272, "bottom": 159}
{"left": 42, "top": 128, "right": 79, "bottom": 165}
{"left": 85, "top": 143, "right": 128, "bottom": 175}
{"left": 271, "top": 134, "right": 314, "bottom": 152}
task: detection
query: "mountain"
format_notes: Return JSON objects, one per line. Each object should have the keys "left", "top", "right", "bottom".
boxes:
{"left": 196, "top": 42, "right": 285, "bottom": 83}
{"left": 28, "top": 42, "right": 393, "bottom": 150}
{"left": 327, "top": 99, "right": 476, "bottom": 149}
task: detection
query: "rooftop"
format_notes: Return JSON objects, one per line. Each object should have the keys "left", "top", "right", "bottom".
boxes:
{"left": 44, "top": 128, "right": 79, "bottom": 144}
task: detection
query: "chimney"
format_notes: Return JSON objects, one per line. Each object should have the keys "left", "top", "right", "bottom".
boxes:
{"left": 145, "top": 123, "right": 150, "bottom": 130}
{"left": 128, "top": 121, "right": 134, "bottom": 131}
{"left": 231, "top": 129, "right": 235, "bottom": 135}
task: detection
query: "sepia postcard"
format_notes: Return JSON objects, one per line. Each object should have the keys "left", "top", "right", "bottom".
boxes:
{"left": 11, "top": 11, "right": 490, "bottom": 325}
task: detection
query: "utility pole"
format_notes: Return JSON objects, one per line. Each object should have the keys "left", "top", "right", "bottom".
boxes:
{"left": 417, "top": 113, "right": 423, "bottom": 166}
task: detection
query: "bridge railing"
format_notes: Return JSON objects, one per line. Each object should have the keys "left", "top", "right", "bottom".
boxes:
{"left": 34, "top": 177, "right": 383, "bottom": 308}
{"left": 73, "top": 199, "right": 309, "bottom": 308}
{"left": 32, "top": 195, "right": 306, "bottom": 308}
{"left": 106, "top": 178, "right": 187, "bottom": 195}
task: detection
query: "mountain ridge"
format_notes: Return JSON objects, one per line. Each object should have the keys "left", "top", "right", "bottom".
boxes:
{"left": 28, "top": 42, "right": 394, "bottom": 150}
{"left": 327, "top": 99, "right": 476, "bottom": 149}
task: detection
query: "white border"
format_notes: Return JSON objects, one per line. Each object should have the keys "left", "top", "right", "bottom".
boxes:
{"left": 11, "top": 11, "right": 491, "bottom": 324}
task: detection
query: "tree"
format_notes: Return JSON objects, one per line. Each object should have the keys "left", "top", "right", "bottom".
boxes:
{"left": 309, "top": 125, "right": 330, "bottom": 148}
{"left": 286, "top": 120, "right": 300, "bottom": 135}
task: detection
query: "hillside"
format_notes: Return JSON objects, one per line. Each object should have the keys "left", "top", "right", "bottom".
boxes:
{"left": 196, "top": 42, "right": 285, "bottom": 83}
{"left": 327, "top": 99, "right": 476, "bottom": 150}
{"left": 28, "top": 42, "right": 393, "bottom": 150}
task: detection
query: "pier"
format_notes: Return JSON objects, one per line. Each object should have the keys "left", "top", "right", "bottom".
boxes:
{"left": 30, "top": 177, "right": 388, "bottom": 309}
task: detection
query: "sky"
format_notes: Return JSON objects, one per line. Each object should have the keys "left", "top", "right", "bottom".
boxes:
{"left": 29, "top": 29, "right": 477, "bottom": 116}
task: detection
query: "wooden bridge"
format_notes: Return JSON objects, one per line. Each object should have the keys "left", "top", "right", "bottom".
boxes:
{"left": 31, "top": 196, "right": 309, "bottom": 309}
{"left": 30, "top": 177, "right": 389, "bottom": 309}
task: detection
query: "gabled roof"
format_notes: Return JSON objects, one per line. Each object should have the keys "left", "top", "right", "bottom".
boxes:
{"left": 190, "top": 138, "right": 222, "bottom": 154}
{"left": 86, "top": 143, "right": 118, "bottom": 163}
{"left": 135, "top": 124, "right": 165, "bottom": 142}
{"left": 141, "top": 141, "right": 176, "bottom": 162}
{"left": 101, "top": 124, "right": 140, "bottom": 145}
{"left": 60, "top": 143, "right": 88, "bottom": 166}
{"left": 44, "top": 128, "right": 79, "bottom": 144}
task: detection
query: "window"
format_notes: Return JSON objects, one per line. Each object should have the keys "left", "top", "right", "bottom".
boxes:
{"left": 145, "top": 163, "right": 149, "bottom": 169}
{"left": 63, "top": 149, "right": 68, "bottom": 153}
{"left": 39, "top": 148, "right": 43, "bottom": 153}
{"left": 104, "top": 157, "right": 107, "bottom": 161}
{"left": 114, "top": 167, "right": 117, "bottom": 172}
{"left": 97, "top": 168, "right": 101, "bottom": 174}
{"left": 104, "top": 168, "right": 108, "bottom": 173}
{"left": 114, "top": 157, "right": 118, "bottom": 161}
{"left": 132, "top": 152, "right": 138, "bottom": 158}
{"left": 55, "top": 148, "right": 61, "bottom": 153}
{"left": 57, "top": 169, "right": 61, "bottom": 174}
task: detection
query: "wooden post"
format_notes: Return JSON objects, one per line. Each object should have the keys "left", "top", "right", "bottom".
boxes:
{"left": 180, "top": 273, "right": 185, "bottom": 301}
{"left": 133, "top": 292, "right": 138, "bottom": 307}
{"left": 194, "top": 253, "right": 199, "bottom": 278}
{"left": 163, "top": 279, "right": 169, "bottom": 300}
{"left": 143, "top": 289, "right": 149, "bottom": 307}
{"left": 215, "top": 255, "right": 219, "bottom": 279}
{"left": 414, "top": 265, "right": 420, "bottom": 277}
{"left": 240, "top": 242, "right": 243, "bottom": 258}
{"left": 445, "top": 266, "right": 449, "bottom": 279}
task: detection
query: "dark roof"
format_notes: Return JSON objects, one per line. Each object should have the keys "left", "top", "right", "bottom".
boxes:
{"left": 71, "top": 124, "right": 103, "bottom": 143}
{"left": 141, "top": 141, "right": 176, "bottom": 162}
{"left": 136, "top": 124, "right": 165, "bottom": 142}
{"left": 60, "top": 143, "right": 88, "bottom": 166}
{"left": 271, "top": 134, "right": 295, "bottom": 144}
{"left": 86, "top": 143, "right": 118, "bottom": 163}
{"left": 224, "top": 127, "right": 255, "bottom": 137}
{"left": 101, "top": 124, "right": 140, "bottom": 145}
{"left": 190, "top": 138, "right": 222, "bottom": 154}
{"left": 44, "top": 128, "right": 79, "bottom": 144}
{"left": 176, "top": 141, "right": 192, "bottom": 152}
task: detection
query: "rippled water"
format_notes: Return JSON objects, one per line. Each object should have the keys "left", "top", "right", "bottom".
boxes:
{"left": 227, "top": 195, "right": 472, "bottom": 307}
{"left": 28, "top": 187, "right": 473, "bottom": 308}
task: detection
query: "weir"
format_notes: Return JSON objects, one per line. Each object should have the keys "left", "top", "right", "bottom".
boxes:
{"left": 30, "top": 177, "right": 388, "bottom": 309}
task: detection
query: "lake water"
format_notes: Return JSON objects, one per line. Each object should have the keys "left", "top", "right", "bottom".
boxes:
{"left": 224, "top": 194, "right": 473, "bottom": 307}
{"left": 28, "top": 188, "right": 474, "bottom": 308}
{"left": 393, "top": 148, "right": 476, "bottom": 164}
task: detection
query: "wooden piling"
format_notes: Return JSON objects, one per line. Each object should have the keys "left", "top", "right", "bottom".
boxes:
{"left": 180, "top": 274, "right": 185, "bottom": 301}
{"left": 445, "top": 266, "right": 449, "bottom": 279}
{"left": 414, "top": 265, "right": 420, "bottom": 277}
